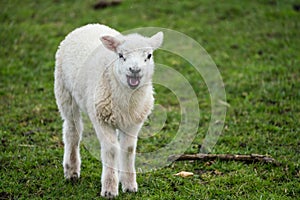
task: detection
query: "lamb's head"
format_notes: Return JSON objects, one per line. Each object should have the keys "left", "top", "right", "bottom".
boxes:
{"left": 100, "top": 32, "right": 163, "bottom": 89}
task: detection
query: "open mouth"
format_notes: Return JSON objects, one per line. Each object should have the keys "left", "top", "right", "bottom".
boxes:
{"left": 127, "top": 75, "right": 141, "bottom": 88}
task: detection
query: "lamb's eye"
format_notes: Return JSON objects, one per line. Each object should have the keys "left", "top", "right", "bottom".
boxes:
{"left": 147, "top": 54, "right": 152, "bottom": 59}
{"left": 119, "top": 53, "right": 126, "bottom": 61}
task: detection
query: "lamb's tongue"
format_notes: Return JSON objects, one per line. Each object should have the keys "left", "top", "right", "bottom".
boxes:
{"left": 128, "top": 77, "right": 140, "bottom": 87}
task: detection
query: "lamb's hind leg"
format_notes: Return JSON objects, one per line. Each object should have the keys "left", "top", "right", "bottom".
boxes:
{"left": 62, "top": 107, "right": 83, "bottom": 180}
{"left": 55, "top": 73, "right": 82, "bottom": 180}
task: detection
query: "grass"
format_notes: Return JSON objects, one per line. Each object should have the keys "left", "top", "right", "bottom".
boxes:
{"left": 1, "top": 0, "right": 300, "bottom": 199}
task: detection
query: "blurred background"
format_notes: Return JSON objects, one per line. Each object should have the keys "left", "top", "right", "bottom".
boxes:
{"left": 1, "top": 0, "right": 299, "bottom": 199}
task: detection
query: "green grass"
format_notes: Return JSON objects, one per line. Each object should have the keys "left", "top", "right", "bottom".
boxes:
{"left": 1, "top": 0, "right": 300, "bottom": 199}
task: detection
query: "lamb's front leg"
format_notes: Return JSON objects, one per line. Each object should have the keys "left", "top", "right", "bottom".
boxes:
{"left": 119, "top": 125, "right": 141, "bottom": 193}
{"left": 97, "top": 124, "right": 120, "bottom": 198}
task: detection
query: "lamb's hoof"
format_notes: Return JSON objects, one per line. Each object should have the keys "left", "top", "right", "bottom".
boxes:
{"left": 123, "top": 187, "right": 137, "bottom": 193}
{"left": 65, "top": 171, "right": 80, "bottom": 183}
{"left": 70, "top": 172, "right": 79, "bottom": 182}
{"left": 101, "top": 190, "right": 118, "bottom": 199}
{"left": 64, "top": 163, "right": 80, "bottom": 182}
{"left": 122, "top": 182, "right": 138, "bottom": 193}
{"left": 101, "top": 175, "right": 119, "bottom": 198}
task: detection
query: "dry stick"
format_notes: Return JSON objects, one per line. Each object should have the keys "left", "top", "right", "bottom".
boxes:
{"left": 168, "top": 153, "right": 281, "bottom": 166}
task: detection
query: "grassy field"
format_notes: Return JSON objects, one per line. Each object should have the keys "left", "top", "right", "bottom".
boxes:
{"left": 1, "top": 0, "right": 300, "bottom": 199}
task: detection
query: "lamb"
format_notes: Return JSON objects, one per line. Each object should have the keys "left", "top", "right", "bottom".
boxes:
{"left": 54, "top": 24, "right": 163, "bottom": 198}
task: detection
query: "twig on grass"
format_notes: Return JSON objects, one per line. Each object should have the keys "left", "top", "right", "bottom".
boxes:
{"left": 168, "top": 153, "right": 281, "bottom": 166}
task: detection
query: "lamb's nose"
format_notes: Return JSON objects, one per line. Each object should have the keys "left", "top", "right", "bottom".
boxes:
{"left": 129, "top": 67, "right": 141, "bottom": 74}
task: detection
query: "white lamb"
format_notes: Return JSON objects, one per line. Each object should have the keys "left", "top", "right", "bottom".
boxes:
{"left": 54, "top": 24, "right": 163, "bottom": 198}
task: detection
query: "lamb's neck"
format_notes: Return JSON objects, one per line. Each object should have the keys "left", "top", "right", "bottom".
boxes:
{"left": 97, "top": 67, "right": 154, "bottom": 128}
{"left": 115, "top": 82, "right": 151, "bottom": 109}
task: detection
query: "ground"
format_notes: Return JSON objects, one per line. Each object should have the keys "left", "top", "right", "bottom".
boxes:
{"left": 0, "top": 0, "right": 299, "bottom": 199}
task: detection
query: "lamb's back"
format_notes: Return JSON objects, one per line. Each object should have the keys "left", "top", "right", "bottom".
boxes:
{"left": 56, "top": 24, "right": 119, "bottom": 89}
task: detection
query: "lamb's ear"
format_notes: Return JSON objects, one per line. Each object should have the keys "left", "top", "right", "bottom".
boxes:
{"left": 149, "top": 32, "right": 164, "bottom": 50}
{"left": 100, "top": 35, "right": 121, "bottom": 52}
